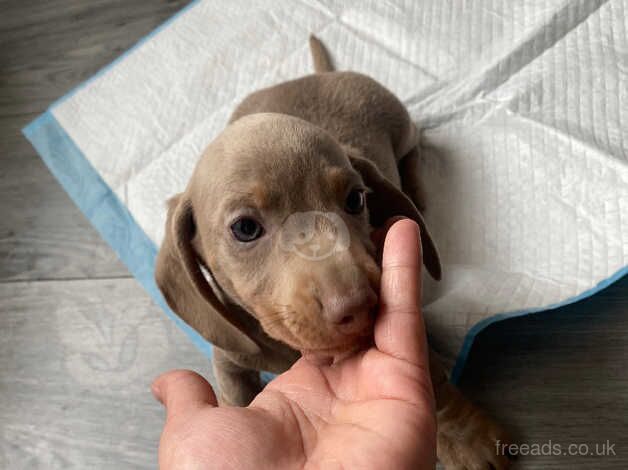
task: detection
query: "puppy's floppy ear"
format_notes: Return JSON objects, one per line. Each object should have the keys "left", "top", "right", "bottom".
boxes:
{"left": 348, "top": 151, "right": 442, "bottom": 281}
{"left": 155, "top": 194, "right": 261, "bottom": 354}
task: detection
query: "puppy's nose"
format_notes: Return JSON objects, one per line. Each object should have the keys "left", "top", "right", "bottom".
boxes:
{"left": 321, "top": 289, "right": 377, "bottom": 334}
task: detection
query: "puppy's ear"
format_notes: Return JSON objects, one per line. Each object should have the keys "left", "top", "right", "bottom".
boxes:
{"left": 348, "top": 150, "right": 442, "bottom": 281}
{"left": 155, "top": 194, "right": 261, "bottom": 354}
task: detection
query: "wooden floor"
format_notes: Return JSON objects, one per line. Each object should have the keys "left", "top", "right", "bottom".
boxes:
{"left": 1, "top": 1, "right": 626, "bottom": 468}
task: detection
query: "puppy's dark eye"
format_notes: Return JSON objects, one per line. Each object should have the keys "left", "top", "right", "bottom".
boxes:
{"left": 345, "top": 188, "right": 365, "bottom": 214}
{"left": 231, "top": 217, "right": 264, "bottom": 242}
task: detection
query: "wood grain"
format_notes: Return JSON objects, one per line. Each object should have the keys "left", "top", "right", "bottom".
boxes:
{"left": 0, "top": 278, "right": 212, "bottom": 469}
{"left": 460, "top": 274, "right": 628, "bottom": 469}
{"left": 0, "top": 0, "right": 190, "bottom": 281}
{"left": 0, "top": 114, "right": 127, "bottom": 281}
{"left": 0, "top": 0, "right": 626, "bottom": 468}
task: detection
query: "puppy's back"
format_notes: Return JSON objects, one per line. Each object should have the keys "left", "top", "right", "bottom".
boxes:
{"left": 230, "top": 70, "right": 415, "bottom": 185}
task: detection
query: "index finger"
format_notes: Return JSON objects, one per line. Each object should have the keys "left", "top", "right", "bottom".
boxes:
{"left": 374, "top": 219, "right": 429, "bottom": 368}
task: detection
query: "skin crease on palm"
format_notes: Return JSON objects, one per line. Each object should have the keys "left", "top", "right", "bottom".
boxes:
{"left": 152, "top": 219, "right": 438, "bottom": 470}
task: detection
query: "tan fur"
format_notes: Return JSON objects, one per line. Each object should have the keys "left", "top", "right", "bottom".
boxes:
{"left": 155, "top": 37, "right": 510, "bottom": 469}
{"left": 308, "top": 34, "right": 333, "bottom": 73}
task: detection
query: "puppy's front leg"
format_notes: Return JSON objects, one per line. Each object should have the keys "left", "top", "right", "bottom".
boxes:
{"left": 212, "top": 348, "right": 262, "bottom": 406}
{"left": 430, "top": 351, "right": 512, "bottom": 470}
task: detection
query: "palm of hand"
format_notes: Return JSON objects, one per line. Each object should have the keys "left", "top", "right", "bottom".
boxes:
{"left": 159, "top": 350, "right": 435, "bottom": 470}
{"left": 156, "top": 220, "right": 436, "bottom": 470}
{"left": 262, "top": 348, "right": 435, "bottom": 469}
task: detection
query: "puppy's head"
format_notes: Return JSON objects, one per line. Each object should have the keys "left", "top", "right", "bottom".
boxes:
{"left": 156, "top": 113, "right": 440, "bottom": 358}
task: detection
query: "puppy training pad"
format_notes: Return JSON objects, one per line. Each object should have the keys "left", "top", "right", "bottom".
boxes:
{"left": 24, "top": 0, "right": 628, "bottom": 381}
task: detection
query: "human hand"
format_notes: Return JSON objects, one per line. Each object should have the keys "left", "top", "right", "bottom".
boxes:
{"left": 152, "top": 219, "right": 437, "bottom": 469}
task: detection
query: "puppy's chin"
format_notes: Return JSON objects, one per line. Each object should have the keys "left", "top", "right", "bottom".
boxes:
{"left": 300, "top": 335, "right": 373, "bottom": 366}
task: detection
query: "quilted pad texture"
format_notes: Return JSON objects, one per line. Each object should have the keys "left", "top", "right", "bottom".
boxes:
{"left": 25, "top": 0, "right": 628, "bottom": 380}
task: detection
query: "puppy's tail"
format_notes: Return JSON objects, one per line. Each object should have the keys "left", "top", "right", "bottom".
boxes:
{"left": 309, "top": 35, "right": 334, "bottom": 73}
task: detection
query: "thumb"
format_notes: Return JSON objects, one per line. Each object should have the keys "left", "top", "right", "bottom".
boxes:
{"left": 152, "top": 369, "right": 217, "bottom": 421}
{"left": 370, "top": 216, "right": 407, "bottom": 263}
{"left": 374, "top": 219, "right": 429, "bottom": 369}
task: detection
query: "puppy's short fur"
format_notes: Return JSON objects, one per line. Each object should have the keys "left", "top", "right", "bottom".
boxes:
{"left": 156, "top": 36, "right": 512, "bottom": 469}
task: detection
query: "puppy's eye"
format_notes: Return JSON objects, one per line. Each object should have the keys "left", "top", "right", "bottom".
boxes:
{"left": 231, "top": 217, "right": 264, "bottom": 242}
{"left": 345, "top": 188, "right": 365, "bottom": 214}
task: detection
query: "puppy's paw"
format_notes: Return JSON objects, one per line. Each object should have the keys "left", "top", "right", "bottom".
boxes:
{"left": 437, "top": 393, "right": 512, "bottom": 469}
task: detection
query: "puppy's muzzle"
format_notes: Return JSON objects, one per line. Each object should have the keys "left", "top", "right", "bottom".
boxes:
{"left": 319, "top": 287, "right": 377, "bottom": 335}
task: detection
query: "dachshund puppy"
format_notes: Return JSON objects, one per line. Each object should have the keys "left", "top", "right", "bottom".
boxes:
{"left": 156, "top": 36, "right": 511, "bottom": 469}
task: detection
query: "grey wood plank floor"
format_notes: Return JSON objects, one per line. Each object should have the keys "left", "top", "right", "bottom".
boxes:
{"left": 1, "top": 1, "right": 627, "bottom": 469}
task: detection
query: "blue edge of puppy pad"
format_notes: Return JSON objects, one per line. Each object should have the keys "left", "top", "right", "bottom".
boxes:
{"left": 23, "top": 0, "right": 628, "bottom": 384}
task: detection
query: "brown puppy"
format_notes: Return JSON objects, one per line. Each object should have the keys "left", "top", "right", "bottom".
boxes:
{"left": 156, "top": 36, "right": 511, "bottom": 469}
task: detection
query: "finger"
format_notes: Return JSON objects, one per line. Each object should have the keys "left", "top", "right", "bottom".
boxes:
{"left": 370, "top": 216, "right": 407, "bottom": 263}
{"left": 152, "top": 369, "right": 217, "bottom": 421}
{"left": 374, "top": 219, "right": 429, "bottom": 368}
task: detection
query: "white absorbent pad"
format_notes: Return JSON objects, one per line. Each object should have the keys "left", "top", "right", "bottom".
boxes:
{"left": 24, "top": 0, "right": 628, "bottom": 381}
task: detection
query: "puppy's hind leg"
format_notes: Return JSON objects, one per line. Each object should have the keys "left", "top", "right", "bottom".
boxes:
{"left": 212, "top": 348, "right": 262, "bottom": 406}
{"left": 430, "top": 345, "right": 513, "bottom": 469}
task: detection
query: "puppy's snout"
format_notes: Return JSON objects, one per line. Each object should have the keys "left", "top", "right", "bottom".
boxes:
{"left": 321, "top": 289, "right": 377, "bottom": 334}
